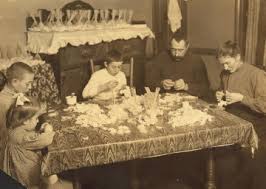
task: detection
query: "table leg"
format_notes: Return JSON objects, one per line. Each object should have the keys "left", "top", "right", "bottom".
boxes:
{"left": 73, "top": 170, "right": 82, "bottom": 189}
{"left": 130, "top": 160, "right": 139, "bottom": 189}
{"left": 206, "top": 149, "right": 216, "bottom": 189}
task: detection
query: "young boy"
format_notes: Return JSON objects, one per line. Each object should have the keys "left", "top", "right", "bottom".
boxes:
{"left": 82, "top": 50, "right": 127, "bottom": 101}
{"left": 0, "top": 62, "right": 34, "bottom": 169}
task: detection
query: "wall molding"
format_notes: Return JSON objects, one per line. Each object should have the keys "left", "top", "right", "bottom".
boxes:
{"left": 190, "top": 48, "right": 217, "bottom": 55}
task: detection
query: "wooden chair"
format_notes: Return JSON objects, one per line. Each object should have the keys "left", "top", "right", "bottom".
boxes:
{"left": 89, "top": 57, "right": 134, "bottom": 87}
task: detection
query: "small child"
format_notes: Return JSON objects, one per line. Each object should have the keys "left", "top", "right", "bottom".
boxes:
{"left": 3, "top": 99, "right": 55, "bottom": 188}
{"left": 0, "top": 62, "right": 35, "bottom": 169}
{"left": 82, "top": 50, "right": 127, "bottom": 101}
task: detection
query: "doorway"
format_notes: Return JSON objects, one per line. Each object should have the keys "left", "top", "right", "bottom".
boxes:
{"left": 152, "top": 0, "right": 248, "bottom": 56}
{"left": 152, "top": 0, "right": 187, "bottom": 54}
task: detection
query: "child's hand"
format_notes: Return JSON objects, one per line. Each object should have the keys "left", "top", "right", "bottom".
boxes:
{"left": 101, "top": 80, "right": 118, "bottom": 91}
{"left": 120, "top": 84, "right": 127, "bottom": 91}
{"left": 37, "top": 102, "right": 47, "bottom": 116}
{"left": 98, "top": 80, "right": 119, "bottom": 93}
{"left": 40, "top": 123, "right": 54, "bottom": 133}
{"left": 107, "top": 80, "right": 119, "bottom": 89}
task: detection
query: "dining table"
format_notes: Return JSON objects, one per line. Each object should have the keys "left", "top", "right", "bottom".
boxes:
{"left": 41, "top": 93, "right": 258, "bottom": 189}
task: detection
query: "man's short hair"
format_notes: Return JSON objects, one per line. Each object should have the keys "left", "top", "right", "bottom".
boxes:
{"left": 171, "top": 38, "right": 186, "bottom": 49}
{"left": 170, "top": 32, "right": 187, "bottom": 49}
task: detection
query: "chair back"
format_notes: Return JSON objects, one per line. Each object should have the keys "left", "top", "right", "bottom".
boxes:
{"left": 89, "top": 57, "right": 134, "bottom": 87}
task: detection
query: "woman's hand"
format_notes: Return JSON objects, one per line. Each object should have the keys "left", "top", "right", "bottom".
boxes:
{"left": 225, "top": 91, "right": 243, "bottom": 105}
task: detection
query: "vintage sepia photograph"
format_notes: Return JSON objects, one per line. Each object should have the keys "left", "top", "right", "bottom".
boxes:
{"left": 0, "top": 0, "right": 265, "bottom": 189}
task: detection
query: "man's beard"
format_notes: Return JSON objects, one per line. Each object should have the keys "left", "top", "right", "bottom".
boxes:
{"left": 171, "top": 53, "right": 185, "bottom": 61}
{"left": 171, "top": 49, "right": 188, "bottom": 61}
{"left": 173, "top": 56, "right": 184, "bottom": 61}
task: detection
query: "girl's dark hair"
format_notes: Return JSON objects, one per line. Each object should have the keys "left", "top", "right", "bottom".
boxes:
{"left": 7, "top": 98, "right": 40, "bottom": 129}
{"left": 6, "top": 62, "right": 34, "bottom": 82}
{"left": 105, "top": 50, "right": 123, "bottom": 65}
{"left": 217, "top": 40, "right": 241, "bottom": 59}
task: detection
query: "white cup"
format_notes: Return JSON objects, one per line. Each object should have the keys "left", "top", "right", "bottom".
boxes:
{"left": 66, "top": 95, "right": 77, "bottom": 105}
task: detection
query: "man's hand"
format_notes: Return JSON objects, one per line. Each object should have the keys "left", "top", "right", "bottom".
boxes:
{"left": 174, "top": 79, "right": 188, "bottom": 91}
{"left": 162, "top": 79, "right": 175, "bottom": 90}
{"left": 225, "top": 91, "right": 243, "bottom": 105}
{"left": 216, "top": 91, "right": 225, "bottom": 102}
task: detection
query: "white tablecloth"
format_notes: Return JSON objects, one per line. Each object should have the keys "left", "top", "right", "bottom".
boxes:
{"left": 27, "top": 25, "right": 154, "bottom": 55}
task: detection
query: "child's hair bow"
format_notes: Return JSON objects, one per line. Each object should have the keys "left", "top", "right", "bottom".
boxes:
{"left": 13, "top": 93, "right": 31, "bottom": 106}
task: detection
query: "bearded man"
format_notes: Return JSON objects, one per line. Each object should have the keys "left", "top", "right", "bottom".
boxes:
{"left": 145, "top": 35, "right": 209, "bottom": 99}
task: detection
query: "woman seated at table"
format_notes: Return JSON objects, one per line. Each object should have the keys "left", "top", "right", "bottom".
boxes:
{"left": 82, "top": 50, "right": 127, "bottom": 101}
